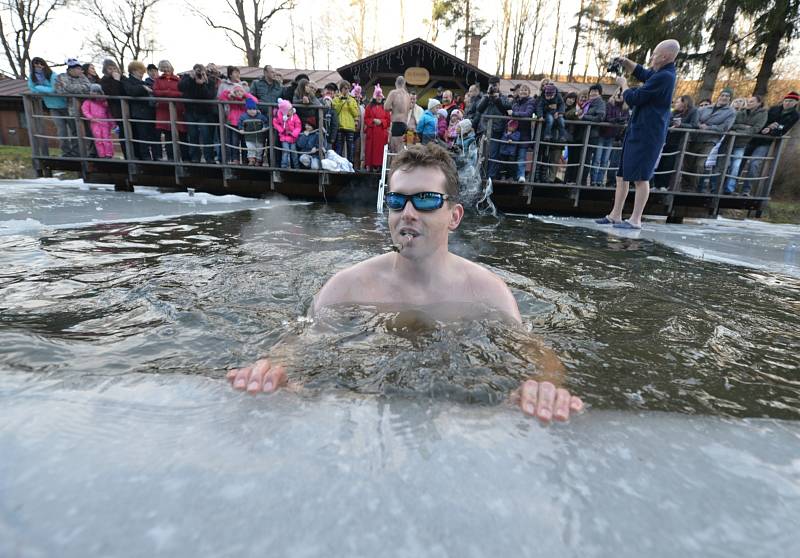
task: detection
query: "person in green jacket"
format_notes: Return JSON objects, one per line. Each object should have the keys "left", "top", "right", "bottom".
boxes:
{"left": 332, "top": 80, "right": 360, "bottom": 163}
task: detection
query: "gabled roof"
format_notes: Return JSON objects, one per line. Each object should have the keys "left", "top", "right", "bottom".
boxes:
{"left": 0, "top": 78, "right": 27, "bottom": 100}
{"left": 336, "top": 38, "right": 493, "bottom": 88}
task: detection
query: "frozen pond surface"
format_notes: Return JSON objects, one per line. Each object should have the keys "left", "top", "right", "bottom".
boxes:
{"left": 2, "top": 180, "right": 800, "bottom": 556}
{"left": 2, "top": 372, "right": 799, "bottom": 558}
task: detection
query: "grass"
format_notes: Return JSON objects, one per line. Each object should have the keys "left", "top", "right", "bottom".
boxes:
{"left": 761, "top": 200, "right": 800, "bottom": 224}
{"left": 0, "top": 146, "right": 38, "bottom": 179}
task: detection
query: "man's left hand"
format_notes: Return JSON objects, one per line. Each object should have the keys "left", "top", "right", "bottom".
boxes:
{"left": 518, "top": 379, "right": 584, "bottom": 423}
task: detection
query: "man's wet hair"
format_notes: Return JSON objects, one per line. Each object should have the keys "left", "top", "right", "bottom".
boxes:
{"left": 389, "top": 143, "right": 459, "bottom": 201}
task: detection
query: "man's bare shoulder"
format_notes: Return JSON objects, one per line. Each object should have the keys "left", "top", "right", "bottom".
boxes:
{"left": 313, "top": 253, "right": 392, "bottom": 311}
{"left": 451, "top": 255, "right": 522, "bottom": 322}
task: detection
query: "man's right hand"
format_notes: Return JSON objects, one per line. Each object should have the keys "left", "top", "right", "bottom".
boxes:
{"left": 227, "top": 358, "right": 287, "bottom": 393}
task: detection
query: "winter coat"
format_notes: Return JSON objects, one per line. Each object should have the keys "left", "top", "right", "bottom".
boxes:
{"left": 416, "top": 110, "right": 438, "bottom": 137}
{"left": 217, "top": 78, "right": 250, "bottom": 98}
{"left": 122, "top": 75, "right": 155, "bottom": 120}
{"left": 731, "top": 107, "right": 768, "bottom": 148}
{"left": 153, "top": 74, "right": 187, "bottom": 133}
{"left": 100, "top": 74, "right": 125, "bottom": 119}
{"left": 476, "top": 94, "right": 512, "bottom": 136}
{"left": 499, "top": 129, "right": 521, "bottom": 157}
{"left": 670, "top": 106, "right": 699, "bottom": 129}
{"left": 321, "top": 96, "right": 339, "bottom": 149}
{"left": 364, "top": 102, "right": 390, "bottom": 167}
{"left": 292, "top": 91, "right": 322, "bottom": 122}
{"left": 536, "top": 93, "right": 565, "bottom": 117}
{"left": 600, "top": 102, "right": 629, "bottom": 140}
{"left": 273, "top": 111, "right": 301, "bottom": 143}
{"left": 178, "top": 74, "right": 219, "bottom": 118}
{"left": 55, "top": 73, "right": 91, "bottom": 116}
{"left": 695, "top": 103, "right": 736, "bottom": 144}
{"left": 581, "top": 96, "right": 607, "bottom": 138}
{"left": 465, "top": 91, "right": 485, "bottom": 131}
{"left": 81, "top": 99, "right": 113, "bottom": 132}
{"left": 219, "top": 89, "right": 258, "bottom": 126}
{"left": 250, "top": 78, "right": 283, "bottom": 106}
{"left": 511, "top": 96, "right": 536, "bottom": 139}
{"left": 619, "top": 62, "right": 676, "bottom": 181}
{"left": 296, "top": 130, "right": 321, "bottom": 153}
{"left": 333, "top": 94, "right": 359, "bottom": 131}
{"left": 28, "top": 72, "right": 66, "bottom": 110}
{"left": 748, "top": 105, "right": 799, "bottom": 148}
{"left": 455, "top": 131, "right": 476, "bottom": 153}
{"left": 238, "top": 111, "right": 269, "bottom": 147}
{"left": 437, "top": 115, "right": 448, "bottom": 140}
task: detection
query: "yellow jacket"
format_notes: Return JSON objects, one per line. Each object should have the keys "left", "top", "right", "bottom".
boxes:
{"left": 332, "top": 94, "right": 360, "bottom": 131}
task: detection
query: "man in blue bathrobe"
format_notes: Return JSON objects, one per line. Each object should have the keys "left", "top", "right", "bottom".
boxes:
{"left": 597, "top": 40, "right": 680, "bottom": 229}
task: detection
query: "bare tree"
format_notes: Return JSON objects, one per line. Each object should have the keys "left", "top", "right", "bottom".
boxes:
{"left": 80, "top": 0, "right": 159, "bottom": 71}
{"left": 0, "top": 0, "right": 68, "bottom": 79}
{"left": 509, "top": 0, "right": 532, "bottom": 78}
{"left": 345, "top": 0, "right": 367, "bottom": 60}
{"left": 190, "top": 0, "right": 295, "bottom": 67}
{"left": 526, "top": 0, "right": 545, "bottom": 76}
{"left": 550, "top": 0, "right": 562, "bottom": 76}
{"left": 495, "top": 0, "right": 511, "bottom": 75}
{"left": 696, "top": 0, "right": 739, "bottom": 101}
{"left": 567, "top": 0, "right": 586, "bottom": 81}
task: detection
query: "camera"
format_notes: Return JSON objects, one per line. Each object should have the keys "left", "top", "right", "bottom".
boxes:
{"left": 606, "top": 58, "right": 624, "bottom": 76}
{"left": 488, "top": 84, "right": 499, "bottom": 96}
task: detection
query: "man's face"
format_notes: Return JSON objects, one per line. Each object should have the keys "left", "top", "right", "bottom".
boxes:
{"left": 387, "top": 166, "right": 463, "bottom": 260}
{"left": 67, "top": 66, "right": 82, "bottom": 77}
{"left": 442, "top": 90, "right": 452, "bottom": 104}
{"left": 148, "top": 68, "right": 158, "bottom": 80}
{"left": 588, "top": 89, "right": 600, "bottom": 100}
{"left": 716, "top": 92, "right": 731, "bottom": 106}
{"left": 783, "top": 98, "right": 798, "bottom": 111}
{"left": 746, "top": 96, "right": 759, "bottom": 110}
{"left": 265, "top": 66, "right": 275, "bottom": 81}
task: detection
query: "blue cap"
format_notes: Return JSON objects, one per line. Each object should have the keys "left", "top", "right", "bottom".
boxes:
{"left": 245, "top": 97, "right": 258, "bottom": 110}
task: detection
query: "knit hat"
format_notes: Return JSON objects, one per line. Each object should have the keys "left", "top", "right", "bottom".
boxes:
{"left": 427, "top": 98, "right": 441, "bottom": 111}
{"left": 543, "top": 84, "right": 557, "bottom": 96}
{"left": 450, "top": 109, "right": 463, "bottom": 121}
{"left": 785, "top": 91, "right": 800, "bottom": 101}
{"left": 720, "top": 87, "right": 734, "bottom": 96}
{"left": 245, "top": 97, "right": 258, "bottom": 110}
{"left": 352, "top": 84, "right": 362, "bottom": 98}
{"left": 304, "top": 116, "right": 317, "bottom": 128}
{"left": 373, "top": 84, "right": 383, "bottom": 100}
{"left": 506, "top": 119, "right": 518, "bottom": 130}
{"left": 457, "top": 119, "right": 473, "bottom": 133}
{"left": 89, "top": 83, "right": 104, "bottom": 94}
{"left": 66, "top": 58, "right": 81, "bottom": 68}
{"left": 437, "top": 108, "right": 448, "bottom": 118}
{"left": 277, "top": 98, "right": 292, "bottom": 115}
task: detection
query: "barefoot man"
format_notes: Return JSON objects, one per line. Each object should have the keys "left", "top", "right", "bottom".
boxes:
{"left": 384, "top": 75, "right": 412, "bottom": 158}
{"left": 596, "top": 39, "right": 680, "bottom": 229}
{"left": 228, "top": 143, "right": 583, "bottom": 423}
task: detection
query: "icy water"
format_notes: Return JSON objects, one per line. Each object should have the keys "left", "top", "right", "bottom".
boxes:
{"left": 2, "top": 180, "right": 800, "bottom": 557}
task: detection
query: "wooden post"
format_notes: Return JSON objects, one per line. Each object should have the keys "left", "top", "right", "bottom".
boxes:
{"left": 168, "top": 101, "right": 182, "bottom": 163}
{"left": 217, "top": 102, "right": 228, "bottom": 166}
{"left": 763, "top": 136, "right": 786, "bottom": 198}
{"left": 267, "top": 103, "right": 276, "bottom": 171}
{"left": 575, "top": 121, "right": 592, "bottom": 187}
{"left": 670, "top": 130, "right": 691, "bottom": 191}
{"left": 120, "top": 98, "right": 136, "bottom": 161}
{"left": 72, "top": 97, "right": 90, "bottom": 179}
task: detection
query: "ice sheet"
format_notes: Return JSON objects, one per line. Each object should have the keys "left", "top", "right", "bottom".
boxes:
{"left": 0, "top": 372, "right": 798, "bottom": 558}
{"left": 523, "top": 215, "right": 800, "bottom": 277}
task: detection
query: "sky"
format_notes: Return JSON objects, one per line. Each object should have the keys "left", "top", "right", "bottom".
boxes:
{"left": 6, "top": 0, "right": 799, "bottom": 79}
{"left": 10, "top": 0, "right": 602, "bottom": 75}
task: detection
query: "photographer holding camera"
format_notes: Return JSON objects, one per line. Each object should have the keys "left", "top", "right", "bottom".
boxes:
{"left": 596, "top": 39, "right": 680, "bottom": 229}
{"left": 477, "top": 76, "right": 512, "bottom": 178}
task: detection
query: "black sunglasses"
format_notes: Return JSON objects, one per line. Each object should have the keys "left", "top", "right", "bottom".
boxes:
{"left": 385, "top": 191, "right": 450, "bottom": 212}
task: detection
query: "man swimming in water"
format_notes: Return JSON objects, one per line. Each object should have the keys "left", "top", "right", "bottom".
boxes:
{"left": 228, "top": 143, "right": 583, "bottom": 423}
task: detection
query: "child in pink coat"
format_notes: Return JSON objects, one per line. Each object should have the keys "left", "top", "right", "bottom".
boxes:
{"left": 81, "top": 84, "right": 114, "bottom": 158}
{"left": 219, "top": 84, "right": 258, "bottom": 163}
{"left": 272, "top": 98, "right": 301, "bottom": 168}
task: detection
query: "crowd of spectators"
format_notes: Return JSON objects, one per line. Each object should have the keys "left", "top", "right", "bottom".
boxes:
{"left": 25, "top": 56, "right": 799, "bottom": 194}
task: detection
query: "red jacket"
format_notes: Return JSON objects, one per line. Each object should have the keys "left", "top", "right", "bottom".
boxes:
{"left": 153, "top": 74, "right": 186, "bottom": 133}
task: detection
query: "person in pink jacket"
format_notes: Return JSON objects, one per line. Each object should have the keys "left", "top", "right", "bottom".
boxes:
{"left": 81, "top": 84, "right": 114, "bottom": 158}
{"left": 219, "top": 84, "right": 258, "bottom": 163}
{"left": 272, "top": 98, "right": 301, "bottom": 168}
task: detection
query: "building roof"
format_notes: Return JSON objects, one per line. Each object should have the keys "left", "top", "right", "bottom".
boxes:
{"left": 0, "top": 78, "right": 27, "bottom": 100}
{"left": 336, "top": 38, "right": 493, "bottom": 88}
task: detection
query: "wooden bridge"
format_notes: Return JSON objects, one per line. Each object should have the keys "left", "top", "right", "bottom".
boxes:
{"left": 21, "top": 93, "right": 787, "bottom": 222}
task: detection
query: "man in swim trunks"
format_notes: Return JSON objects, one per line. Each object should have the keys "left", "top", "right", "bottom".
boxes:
{"left": 384, "top": 76, "right": 412, "bottom": 157}
{"left": 228, "top": 143, "right": 584, "bottom": 423}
